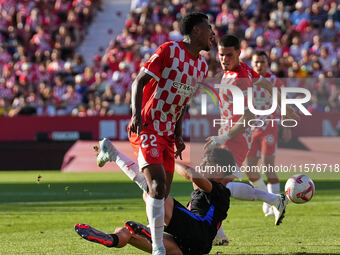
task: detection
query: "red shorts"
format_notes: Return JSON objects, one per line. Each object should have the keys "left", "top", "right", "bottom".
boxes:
{"left": 223, "top": 134, "right": 249, "bottom": 167}
{"left": 247, "top": 126, "right": 278, "bottom": 158}
{"left": 128, "top": 129, "right": 175, "bottom": 173}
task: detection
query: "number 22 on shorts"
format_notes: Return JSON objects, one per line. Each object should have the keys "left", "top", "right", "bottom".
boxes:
{"left": 141, "top": 134, "right": 157, "bottom": 148}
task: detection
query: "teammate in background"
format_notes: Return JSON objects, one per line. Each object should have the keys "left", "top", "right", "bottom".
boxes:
{"left": 76, "top": 146, "right": 287, "bottom": 254}
{"left": 246, "top": 51, "right": 292, "bottom": 216}
{"left": 205, "top": 34, "right": 297, "bottom": 242}
{"left": 97, "top": 13, "right": 214, "bottom": 255}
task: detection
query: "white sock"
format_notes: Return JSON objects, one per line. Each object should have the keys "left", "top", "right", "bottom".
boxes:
{"left": 226, "top": 182, "right": 278, "bottom": 205}
{"left": 146, "top": 195, "right": 165, "bottom": 251}
{"left": 250, "top": 177, "right": 273, "bottom": 214}
{"left": 268, "top": 183, "right": 280, "bottom": 194}
{"left": 226, "top": 182, "right": 256, "bottom": 200}
{"left": 115, "top": 151, "right": 148, "bottom": 191}
{"left": 215, "top": 225, "right": 227, "bottom": 238}
{"left": 254, "top": 188, "right": 279, "bottom": 205}
{"left": 250, "top": 176, "right": 267, "bottom": 191}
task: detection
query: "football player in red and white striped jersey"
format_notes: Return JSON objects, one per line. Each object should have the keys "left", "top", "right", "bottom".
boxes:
{"left": 205, "top": 35, "right": 297, "bottom": 243}
{"left": 245, "top": 51, "right": 292, "bottom": 216}
{"left": 126, "top": 13, "right": 215, "bottom": 255}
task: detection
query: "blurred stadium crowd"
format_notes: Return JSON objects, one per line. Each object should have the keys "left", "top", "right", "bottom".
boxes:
{"left": 0, "top": 0, "right": 339, "bottom": 116}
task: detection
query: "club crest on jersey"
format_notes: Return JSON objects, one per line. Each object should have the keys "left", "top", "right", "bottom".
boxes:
{"left": 266, "top": 134, "right": 275, "bottom": 144}
{"left": 150, "top": 148, "right": 159, "bottom": 158}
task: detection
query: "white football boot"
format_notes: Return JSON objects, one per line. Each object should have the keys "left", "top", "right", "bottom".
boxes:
{"left": 212, "top": 226, "right": 229, "bottom": 246}
{"left": 272, "top": 194, "right": 288, "bottom": 225}
{"left": 212, "top": 236, "right": 229, "bottom": 246}
{"left": 263, "top": 202, "right": 275, "bottom": 216}
{"left": 96, "top": 138, "right": 117, "bottom": 167}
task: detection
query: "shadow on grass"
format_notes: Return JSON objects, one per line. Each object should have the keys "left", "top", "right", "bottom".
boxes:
{"left": 0, "top": 181, "right": 194, "bottom": 203}
{"left": 0, "top": 180, "right": 339, "bottom": 203}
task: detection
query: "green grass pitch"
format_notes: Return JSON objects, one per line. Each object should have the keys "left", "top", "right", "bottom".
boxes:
{"left": 1, "top": 171, "right": 340, "bottom": 254}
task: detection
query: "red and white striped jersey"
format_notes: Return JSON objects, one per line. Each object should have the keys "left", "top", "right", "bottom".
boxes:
{"left": 218, "top": 62, "right": 262, "bottom": 148}
{"left": 140, "top": 41, "right": 208, "bottom": 136}
{"left": 252, "top": 72, "right": 284, "bottom": 131}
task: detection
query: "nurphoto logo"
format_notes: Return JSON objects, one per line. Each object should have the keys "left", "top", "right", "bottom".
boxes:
{"left": 199, "top": 81, "right": 312, "bottom": 128}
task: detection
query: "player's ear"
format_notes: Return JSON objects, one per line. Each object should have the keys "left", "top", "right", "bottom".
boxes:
{"left": 192, "top": 25, "right": 200, "bottom": 35}
{"left": 236, "top": 48, "right": 241, "bottom": 57}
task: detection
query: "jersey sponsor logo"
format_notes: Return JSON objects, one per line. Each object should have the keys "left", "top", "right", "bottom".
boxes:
{"left": 172, "top": 81, "right": 195, "bottom": 96}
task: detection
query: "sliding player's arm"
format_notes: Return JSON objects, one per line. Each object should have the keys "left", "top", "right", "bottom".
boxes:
{"left": 175, "top": 162, "right": 212, "bottom": 193}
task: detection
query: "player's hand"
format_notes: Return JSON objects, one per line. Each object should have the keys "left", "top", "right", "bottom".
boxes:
{"left": 204, "top": 134, "right": 229, "bottom": 150}
{"left": 175, "top": 136, "right": 185, "bottom": 160}
{"left": 129, "top": 114, "right": 143, "bottom": 137}
{"left": 204, "top": 136, "right": 218, "bottom": 150}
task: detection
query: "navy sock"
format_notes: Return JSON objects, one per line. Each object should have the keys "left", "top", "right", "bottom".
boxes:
{"left": 108, "top": 234, "right": 119, "bottom": 247}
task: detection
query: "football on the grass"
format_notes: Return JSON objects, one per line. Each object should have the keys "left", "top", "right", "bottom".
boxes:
{"left": 285, "top": 174, "right": 315, "bottom": 203}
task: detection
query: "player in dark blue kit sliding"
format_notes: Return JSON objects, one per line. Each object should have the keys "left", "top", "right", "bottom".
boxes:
{"left": 75, "top": 147, "right": 234, "bottom": 255}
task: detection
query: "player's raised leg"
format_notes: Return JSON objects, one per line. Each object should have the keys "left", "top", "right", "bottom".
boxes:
{"left": 96, "top": 138, "right": 148, "bottom": 191}
{"left": 225, "top": 181, "right": 287, "bottom": 225}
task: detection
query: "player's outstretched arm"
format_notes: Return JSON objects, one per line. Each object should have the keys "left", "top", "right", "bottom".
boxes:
{"left": 175, "top": 162, "right": 212, "bottom": 192}
{"left": 204, "top": 109, "right": 254, "bottom": 150}
{"left": 129, "top": 71, "right": 153, "bottom": 136}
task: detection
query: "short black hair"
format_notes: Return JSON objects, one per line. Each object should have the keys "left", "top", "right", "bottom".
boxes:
{"left": 205, "top": 147, "right": 236, "bottom": 167}
{"left": 252, "top": 50, "right": 268, "bottom": 59}
{"left": 218, "top": 34, "right": 240, "bottom": 50}
{"left": 180, "top": 12, "right": 208, "bottom": 35}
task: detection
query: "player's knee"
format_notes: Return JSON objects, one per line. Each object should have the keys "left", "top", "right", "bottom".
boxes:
{"left": 265, "top": 170, "right": 279, "bottom": 183}
{"left": 113, "top": 227, "right": 131, "bottom": 248}
{"left": 248, "top": 177, "right": 260, "bottom": 182}
{"left": 142, "top": 191, "right": 148, "bottom": 203}
{"left": 149, "top": 179, "right": 166, "bottom": 198}
{"left": 247, "top": 171, "right": 261, "bottom": 182}
{"left": 267, "top": 177, "right": 279, "bottom": 184}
